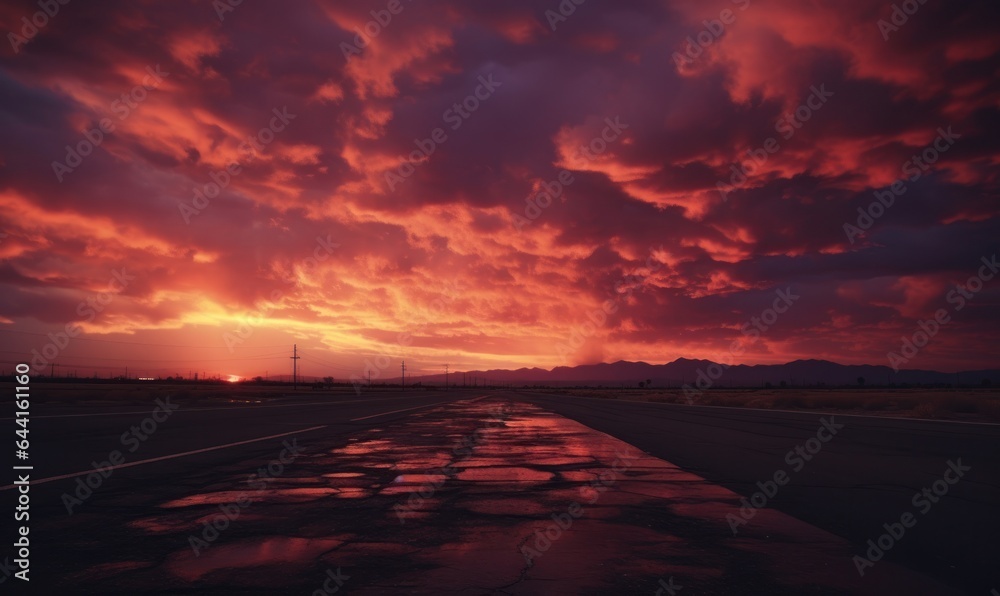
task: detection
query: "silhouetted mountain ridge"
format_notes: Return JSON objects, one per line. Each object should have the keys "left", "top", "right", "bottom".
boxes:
{"left": 416, "top": 358, "right": 999, "bottom": 387}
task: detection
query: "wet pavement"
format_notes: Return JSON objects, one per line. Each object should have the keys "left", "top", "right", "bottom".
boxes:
{"left": 39, "top": 396, "right": 960, "bottom": 594}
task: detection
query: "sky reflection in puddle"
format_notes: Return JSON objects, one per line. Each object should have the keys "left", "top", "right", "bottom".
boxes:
{"left": 166, "top": 536, "right": 345, "bottom": 582}
{"left": 162, "top": 488, "right": 339, "bottom": 508}
{"left": 456, "top": 467, "right": 554, "bottom": 483}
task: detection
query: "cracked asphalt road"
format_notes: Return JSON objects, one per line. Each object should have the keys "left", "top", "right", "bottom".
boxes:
{"left": 21, "top": 395, "right": 962, "bottom": 594}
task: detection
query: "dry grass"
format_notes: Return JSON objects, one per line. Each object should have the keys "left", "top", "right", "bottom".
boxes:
{"left": 21, "top": 382, "right": 354, "bottom": 406}
{"left": 24, "top": 383, "right": 1000, "bottom": 423}
{"left": 539, "top": 388, "right": 1000, "bottom": 422}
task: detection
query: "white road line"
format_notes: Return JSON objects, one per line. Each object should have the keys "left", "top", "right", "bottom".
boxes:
{"left": 1, "top": 400, "right": 456, "bottom": 491}
{"left": 0, "top": 425, "right": 328, "bottom": 490}
{"left": 0, "top": 394, "right": 438, "bottom": 420}
{"left": 350, "top": 401, "right": 448, "bottom": 421}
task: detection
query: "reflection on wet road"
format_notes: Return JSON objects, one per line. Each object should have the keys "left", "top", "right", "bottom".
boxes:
{"left": 49, "top": 397, "right": 959, "bottom": 594}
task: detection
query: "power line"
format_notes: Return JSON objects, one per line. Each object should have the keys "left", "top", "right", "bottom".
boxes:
{"left": 298, "top": 354, "right": 357, "bottom": 373}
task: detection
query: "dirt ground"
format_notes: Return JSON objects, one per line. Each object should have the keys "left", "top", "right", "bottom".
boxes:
{"left": 532, "top": 387, "right": 1000, "bottom": 422}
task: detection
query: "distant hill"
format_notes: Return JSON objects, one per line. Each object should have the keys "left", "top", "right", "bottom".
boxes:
{"left": 413, "top": 359, "right": 1000, "bottom": 388}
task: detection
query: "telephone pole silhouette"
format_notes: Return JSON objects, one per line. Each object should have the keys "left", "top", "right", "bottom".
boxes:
{"left": 290, "top": 344, "right": 300, "bottom": 390}
{"left": 445, "top": 364, "right": 449, "bottom": 390}
{"left": 401, "top": 360, "right": 406, "bottom": 391}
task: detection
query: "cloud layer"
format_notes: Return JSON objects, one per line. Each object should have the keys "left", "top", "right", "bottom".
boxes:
{"left": 0, "top": 0, "right": 998, "bottom": 377}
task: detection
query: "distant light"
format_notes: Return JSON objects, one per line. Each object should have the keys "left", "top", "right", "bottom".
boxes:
{"left": 138, "top": 377, "right": 155, "bottom": 381}
{"left": 226, "top": 375, "right": 242, "bottom": 383}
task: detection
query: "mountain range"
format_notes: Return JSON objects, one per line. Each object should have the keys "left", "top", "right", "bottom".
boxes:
{"left": 410, "top": 359, "right": 1000, "bottom": 388}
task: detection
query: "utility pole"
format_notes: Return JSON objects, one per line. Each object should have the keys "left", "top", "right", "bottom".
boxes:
{"left": 368, "top": 370, "right": 371, "bottom": 388}
{"left": 445, "top": 364, "right": 449, "bottom": 390}
{"left": 290, "top": 344, "right": 300, "bottom": 390}
{"left": 401, "top": 360, "right": 406, "bottom": 391}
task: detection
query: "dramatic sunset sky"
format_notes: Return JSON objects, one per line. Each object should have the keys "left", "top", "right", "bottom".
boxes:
{"left": 0, "top": 0, "right": 998, "bottom": 380}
